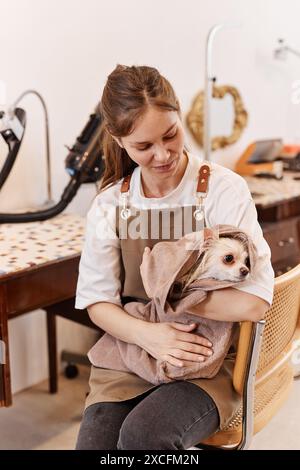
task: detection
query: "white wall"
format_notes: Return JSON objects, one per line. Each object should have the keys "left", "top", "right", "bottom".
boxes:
{"left": 1, "top": 0, "right": 300, "bottom": 393}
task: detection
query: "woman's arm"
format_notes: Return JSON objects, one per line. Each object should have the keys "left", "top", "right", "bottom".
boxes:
{"left": 88, "top": 301, "right": 147, "bottom": 344}
{"left": 188, "top": 287, "right": 269, "bottom": 322}
{"left": 88, "top": 301, "right": 214, "bottom": 366}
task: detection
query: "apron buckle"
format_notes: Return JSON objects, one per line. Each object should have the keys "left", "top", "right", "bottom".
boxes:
{"left": 193, "top": 208, "right": 204, "bottom": 221}
{"left": 193, "top": 193, "right": 206, "bottom": 221}
{"left": 120, "top": 192, "right": 131, "bottom": 220}
{"left": 120, "top": 208, "right": 131, "bottom": 220}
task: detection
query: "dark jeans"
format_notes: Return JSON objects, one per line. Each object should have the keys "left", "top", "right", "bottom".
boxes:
{"left": 75, "top": 381, "right": 219, "bottom": 450}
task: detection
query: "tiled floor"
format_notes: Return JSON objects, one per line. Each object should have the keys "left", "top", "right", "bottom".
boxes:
{"left": 0, "top": 367, "right": 299, "bottom": 450}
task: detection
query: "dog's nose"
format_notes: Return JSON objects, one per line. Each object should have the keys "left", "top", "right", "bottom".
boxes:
{"left": 240, "top": 267, "right": 249, "bottom": 277}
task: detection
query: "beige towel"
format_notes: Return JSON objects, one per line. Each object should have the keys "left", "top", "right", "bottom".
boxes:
{"left": 88, "top": 224, "right": 258, "bottom": 384}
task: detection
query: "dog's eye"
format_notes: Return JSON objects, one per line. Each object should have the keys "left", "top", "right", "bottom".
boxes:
{"left": 245, "top": 256, "right": 250, "bottom": 268}
{"left": 223, "top": 254, "right": 234, "bottom": 264}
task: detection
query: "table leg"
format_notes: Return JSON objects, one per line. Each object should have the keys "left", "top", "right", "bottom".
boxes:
{"left": 46, "top": 309, "right": 57, "bottom": 394}
{"left": 0, "top": 284, "right": 12, "bottom": 406}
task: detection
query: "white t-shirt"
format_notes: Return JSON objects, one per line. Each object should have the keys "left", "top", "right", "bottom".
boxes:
{"left": 75, "top": 151, "right": 274, "bottom": 310}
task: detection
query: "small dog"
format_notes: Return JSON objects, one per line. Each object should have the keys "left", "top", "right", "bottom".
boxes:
{"left": 182, "top": 235, "right": 251, "bottom": 289}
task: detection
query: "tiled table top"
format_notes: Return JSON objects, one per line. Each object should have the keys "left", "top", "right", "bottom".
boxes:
{"left": 0, "top": 213, "right": 85, "bottom": 276}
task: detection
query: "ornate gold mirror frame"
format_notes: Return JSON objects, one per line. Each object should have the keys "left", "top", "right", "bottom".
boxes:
{"left": 186, "top": 85, "right": 248, "bottom": 150}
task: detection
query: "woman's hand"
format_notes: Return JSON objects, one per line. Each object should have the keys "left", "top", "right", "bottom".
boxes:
{"left": 137, "top": 321, "right": 213, "bottom": 368}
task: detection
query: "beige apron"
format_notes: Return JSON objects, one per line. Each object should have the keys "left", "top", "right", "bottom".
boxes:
{"left": 85, "top": 160, "right": 241, "bottom": 430}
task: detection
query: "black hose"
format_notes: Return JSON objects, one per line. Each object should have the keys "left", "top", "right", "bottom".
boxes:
{"left": 0, "top": 104, "right": 103, "bottom": 223}
{"left": 0, "top": 108, "right": 26, "bottom": 190}
{"left": 0, "top": 176, "right": 81, "bottom": 223}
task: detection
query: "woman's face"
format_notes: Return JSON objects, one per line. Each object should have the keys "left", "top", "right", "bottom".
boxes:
{"left": 114, "top": 107, "right": 185, "bottom": 179}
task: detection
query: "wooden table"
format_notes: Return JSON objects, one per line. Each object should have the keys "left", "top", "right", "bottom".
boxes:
{"left": 0, "top": 213, "right": 86, "bottom": 407}
{"left": 245, "top": 171, "right": 300, "bottom": 276}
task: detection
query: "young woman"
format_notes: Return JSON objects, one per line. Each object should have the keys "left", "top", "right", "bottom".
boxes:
{"left": 75, "top": 64, "right": 274, "bottom": 450}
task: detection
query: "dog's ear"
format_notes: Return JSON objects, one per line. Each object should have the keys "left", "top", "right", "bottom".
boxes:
{"left": 203, "top": 227, "right": 219, "bottom": 241}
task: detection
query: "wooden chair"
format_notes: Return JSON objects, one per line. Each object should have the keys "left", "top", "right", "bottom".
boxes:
{"left": 194, "top": 263, "right": 300, "bottom": 450}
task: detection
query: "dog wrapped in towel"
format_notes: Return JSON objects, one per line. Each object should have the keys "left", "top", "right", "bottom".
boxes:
{"left": 87, "top": 224, "right": 259, "bottom": 384}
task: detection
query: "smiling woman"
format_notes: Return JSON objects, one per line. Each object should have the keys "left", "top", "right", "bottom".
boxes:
{"left": 114, "top": 107, "right": 188, "bottom": 198}
{"left": 75, "top": 64, "right": 274, "bottom": 450}
{"left": 99, "top": 66, "right": 188, "bottom": 198}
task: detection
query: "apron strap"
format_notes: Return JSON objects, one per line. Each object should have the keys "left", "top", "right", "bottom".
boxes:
{"left": 121, "top": 174, "right": 132, "bottom": 193}
{"left": 197, "top": 164, "right": 210, "bottom": 194}
{"left": 120, "top": 159, "right": 211, "bottom": 223}
{"left": 194, "top": 163, "right": 211, "bottom": 226}
{"left": 120, "top": 162, "right": 211, "bottom": 195}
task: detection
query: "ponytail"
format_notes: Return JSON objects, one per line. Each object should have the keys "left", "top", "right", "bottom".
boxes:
{"left": 98, "top": 123, "right": 138, "bottom": 192}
